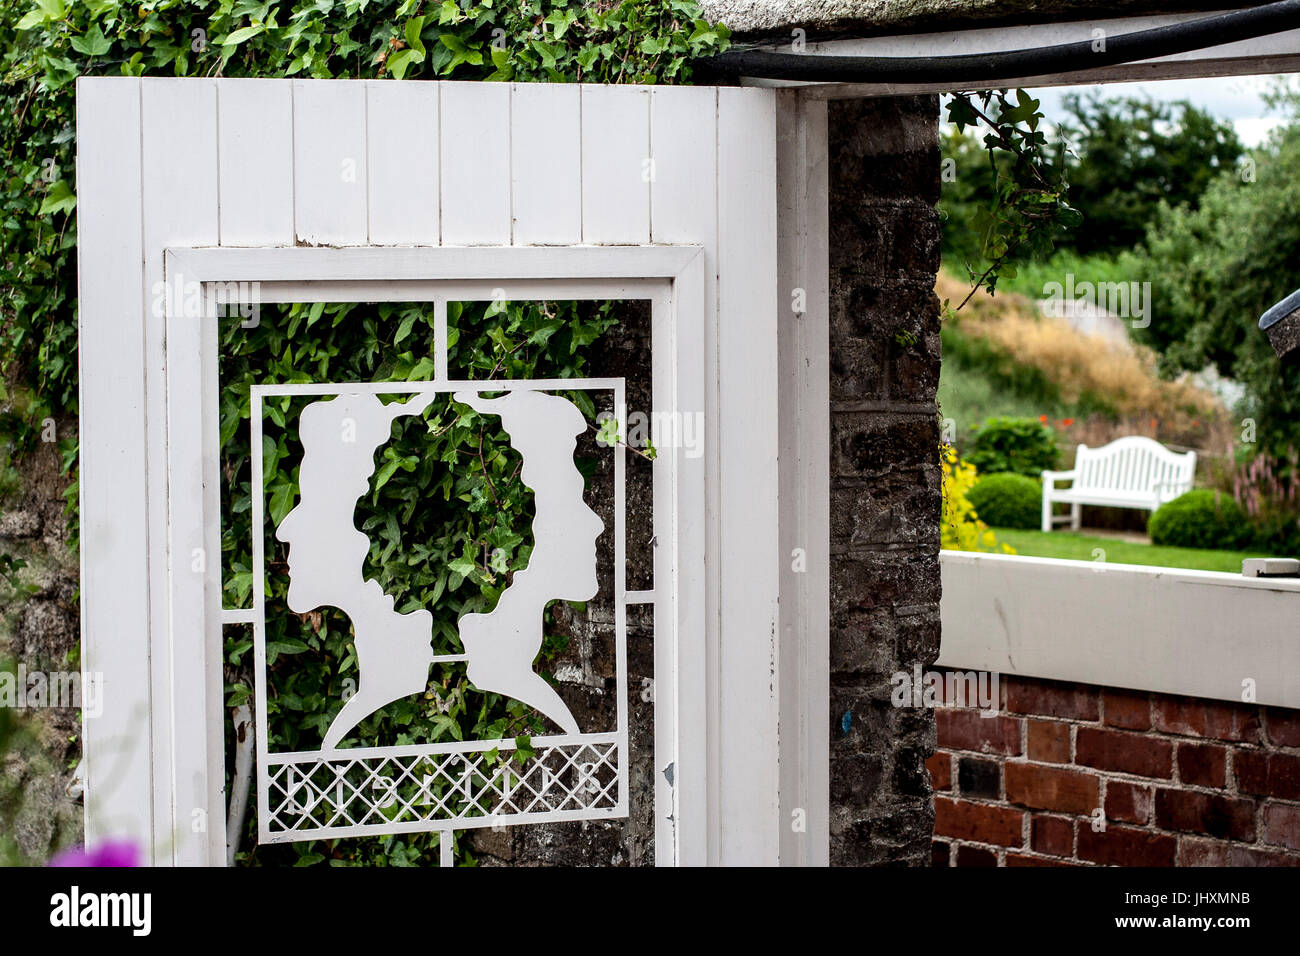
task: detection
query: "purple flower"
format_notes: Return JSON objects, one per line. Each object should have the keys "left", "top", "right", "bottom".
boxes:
{"left": 49, "top": 840, "right": 140, "bottom": 868}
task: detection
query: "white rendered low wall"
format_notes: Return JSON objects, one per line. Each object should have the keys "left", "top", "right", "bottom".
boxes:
{"left": 939, "top": 551, "right": 1300, "bottom": 709}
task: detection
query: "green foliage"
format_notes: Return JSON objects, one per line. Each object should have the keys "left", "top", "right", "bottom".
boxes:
{"left": 940, "top": 91, "right": 1241, "bottom": 306}
{"left": 1129, "top": 111, "right": 1300, "bottom": 455}
{"left": 1228, "top": 448, "right": 1300, "bottom": 555}
{"left": 1148, "top": 489, "right": 1251, "bottom": 551}
{"left": 941, "top": 90, "right": 1079, "bottom": 306}
{"left": 0, "top": 0, "right": 728, "bottom": 465}
{"left": 978, "top": 249, "right": 1140, "bottom": 304}
{"left": 940, "top": 444, "right": 1009, "bottom": 554}
{"left": 965, "top": 416, "right": 1058, "bottom": 478}
{"left": 1055, "top": 93, "right": 1242, "bottom": 256}
{"left": 967, "top": 471, "right": 1041, "bottom": 530}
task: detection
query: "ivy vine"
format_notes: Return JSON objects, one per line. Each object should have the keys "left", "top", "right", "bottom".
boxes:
{"left": 944, "top": 89, "right": 1080, "bottom": 311}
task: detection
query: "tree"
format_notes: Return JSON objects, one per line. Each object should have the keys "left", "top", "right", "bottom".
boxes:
{"left": 1057, "top": 93, "right": 1243, "bottom": 255}
{"left": 1132, "top": 117, "right": 1300, "bottom": 453}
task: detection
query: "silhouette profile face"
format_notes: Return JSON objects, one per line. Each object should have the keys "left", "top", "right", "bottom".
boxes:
{"left": 451, "top": 388, "right": 606, "bottom": 736}
{"left": 273, "top": 393, "right": 437, "bottom": 751}
{"left": 276, "top": 504, "right": 331, "bottom": 612}
{"left": 275, "top": 394, "right": 435, "bottom": 615}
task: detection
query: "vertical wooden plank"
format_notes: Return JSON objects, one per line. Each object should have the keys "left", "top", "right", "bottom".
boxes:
{"left": 293, "top": 79, "right": 368, "bottom": 245}
{"left": 75, "top": 76, "right": 155, "bottom": 859}
{"left": 218, "top": 79, "right": 294, "bottom": 245}
{"left": 510, "top": 83, "right": 580, "bottom": 245}
{"left": 581, "top": 85, "right": 650, "bottom": 244}
{"left": 648, "top": 86, "right": 716, "bottom": 866}
{"left": 650, "top": 88, "right": 716, "bottom": 244}
{"left": 662, "top": 257, "right": 710, "bottom": 866}
{"left": 440, "top": 82, "right": 510, "bottom": 244}
{"left": 367, "top": 80, "right": 439, "bottom": 245}
{"left": 776, "top": 91, "right": 830, "bottom": 867}
{"left": 141, "top": 77, "right": 221, "bottom": 865}
{"left": 716, "top": 86, "right": 780, "bottom": 865}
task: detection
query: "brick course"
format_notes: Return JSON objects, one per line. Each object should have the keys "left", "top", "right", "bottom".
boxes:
{"left": 928, "top": 671, "right": 1300, "bottom": 867}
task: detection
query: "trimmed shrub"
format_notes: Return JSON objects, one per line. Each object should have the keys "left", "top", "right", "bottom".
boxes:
{"left": 966, "top": 416, "right": 1058, "bottom": 477}
{"left": 967, "top": 472, "right": 1042, "bottom": 530}
{"left": 1148, "top": 490, "right": 1251, "bottom": 550}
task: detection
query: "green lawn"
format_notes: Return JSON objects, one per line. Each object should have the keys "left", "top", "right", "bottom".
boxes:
{"left": 988, "top": 527, "right": 1267, "bottom": 574}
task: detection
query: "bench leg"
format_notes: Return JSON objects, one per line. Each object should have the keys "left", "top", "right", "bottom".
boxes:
{"left": 1042, "top": 491, "right": 1052, "bottom": 533}
{"left": 1070, "top": 502, "right": 1081, "bottom": 531}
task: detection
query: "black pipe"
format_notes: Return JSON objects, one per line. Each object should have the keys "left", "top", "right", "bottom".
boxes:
{"left": 699, "top": 0, "right": 1300, "bottom": 84}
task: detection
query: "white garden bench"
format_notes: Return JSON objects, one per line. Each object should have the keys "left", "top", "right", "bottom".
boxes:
{"left": 1041, "top": 436, "right": 1197, "bottom": 532}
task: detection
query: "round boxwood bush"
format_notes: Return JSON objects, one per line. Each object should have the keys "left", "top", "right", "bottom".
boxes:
{"left": 1148, "top": 490, "right": 1250, "bottom": 550}
{"left": 965, "top": 416, "right": 1059, "bottom": 477}
{"left": 967, "top": 472, "right": 1042, "bottom": 530}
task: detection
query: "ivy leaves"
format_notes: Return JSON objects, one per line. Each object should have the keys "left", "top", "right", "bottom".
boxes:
{"left": 945, "top": 90, "right": 1081, "bottom": 310}
{"left": 386, "top": 16, "right": 428, "bottom": 79}
{"left": 0, "top": 0, "right": 722, "bottom": 447}
{"left": 9, "top": 0, "right": 728, "bottom": 86}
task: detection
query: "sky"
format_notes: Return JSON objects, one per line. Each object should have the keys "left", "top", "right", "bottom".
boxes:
{"left": 1029, "top": 74, "right": 1300, "bottom": 148}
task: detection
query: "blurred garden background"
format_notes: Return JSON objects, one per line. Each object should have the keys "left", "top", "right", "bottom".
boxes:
{"left": 940, "top": 76, "right": 1300, "bottom": 573}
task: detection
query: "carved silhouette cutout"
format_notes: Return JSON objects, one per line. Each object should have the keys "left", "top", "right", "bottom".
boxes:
{"left": 275, "top": 388, "right": 604, "bottom": 750}
{"left": 277, "top": 393, "right": 437, "bottom": 750}
{"left": 454, "top": 390, "right": 603, "bottom": 736}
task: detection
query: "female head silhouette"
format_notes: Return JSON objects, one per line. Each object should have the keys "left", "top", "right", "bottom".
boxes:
{"left": 453, "top": 389, "right": 605, "bottom": 735}
{"left": 276, "top": 392, "right": 436, "bottom": 750}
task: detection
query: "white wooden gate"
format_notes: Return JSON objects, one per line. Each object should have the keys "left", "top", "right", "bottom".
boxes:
{"left": 76, "top": 77, "right": 817, "bottom": 865}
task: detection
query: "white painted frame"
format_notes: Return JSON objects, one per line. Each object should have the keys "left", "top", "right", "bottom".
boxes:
{"left": 940, "top": 551, "right": 1300, "bottom": 709}
{"left": 163, "top": 245, "right": 703, "bottom": 862}
{"left": 776, "top": 91, "right": 830, "bottom": 867}
{"left": 77, "top": 76, "right": 795, "bottom": 867}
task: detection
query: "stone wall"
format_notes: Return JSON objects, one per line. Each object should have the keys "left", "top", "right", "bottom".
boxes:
{"left": 699, "top": 0, "right": 1248, "bottom": 43}
{"left": 826, "top": 94, "right": 943, "bottom": 865}
{"left": 0, "top": 418, "right": 83, "bottom": 863}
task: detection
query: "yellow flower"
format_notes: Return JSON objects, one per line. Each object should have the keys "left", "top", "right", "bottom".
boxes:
{"left": 940, "top": 444, "right": 1006, "bottom": 553}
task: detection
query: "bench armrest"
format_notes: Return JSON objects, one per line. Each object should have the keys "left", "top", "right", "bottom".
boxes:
{"left": 1042, "top": 469, "right": 1076, "bottom": 487}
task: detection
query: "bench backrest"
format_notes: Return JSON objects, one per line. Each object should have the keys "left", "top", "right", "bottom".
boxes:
{"left": 1073, "top": 436, "right": 1196, "bottom": 500}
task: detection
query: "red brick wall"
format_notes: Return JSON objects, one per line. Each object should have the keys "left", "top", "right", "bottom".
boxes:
{"left": 928, "top": 672, "right": 1300, "bottom": 866}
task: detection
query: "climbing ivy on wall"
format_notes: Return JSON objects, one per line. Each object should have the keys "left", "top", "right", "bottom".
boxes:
{"left": 0, "top": 0, "right": 727, "bottom": 866}
{"left": 0, "top": 0, "right": 730, "bottom": 439}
